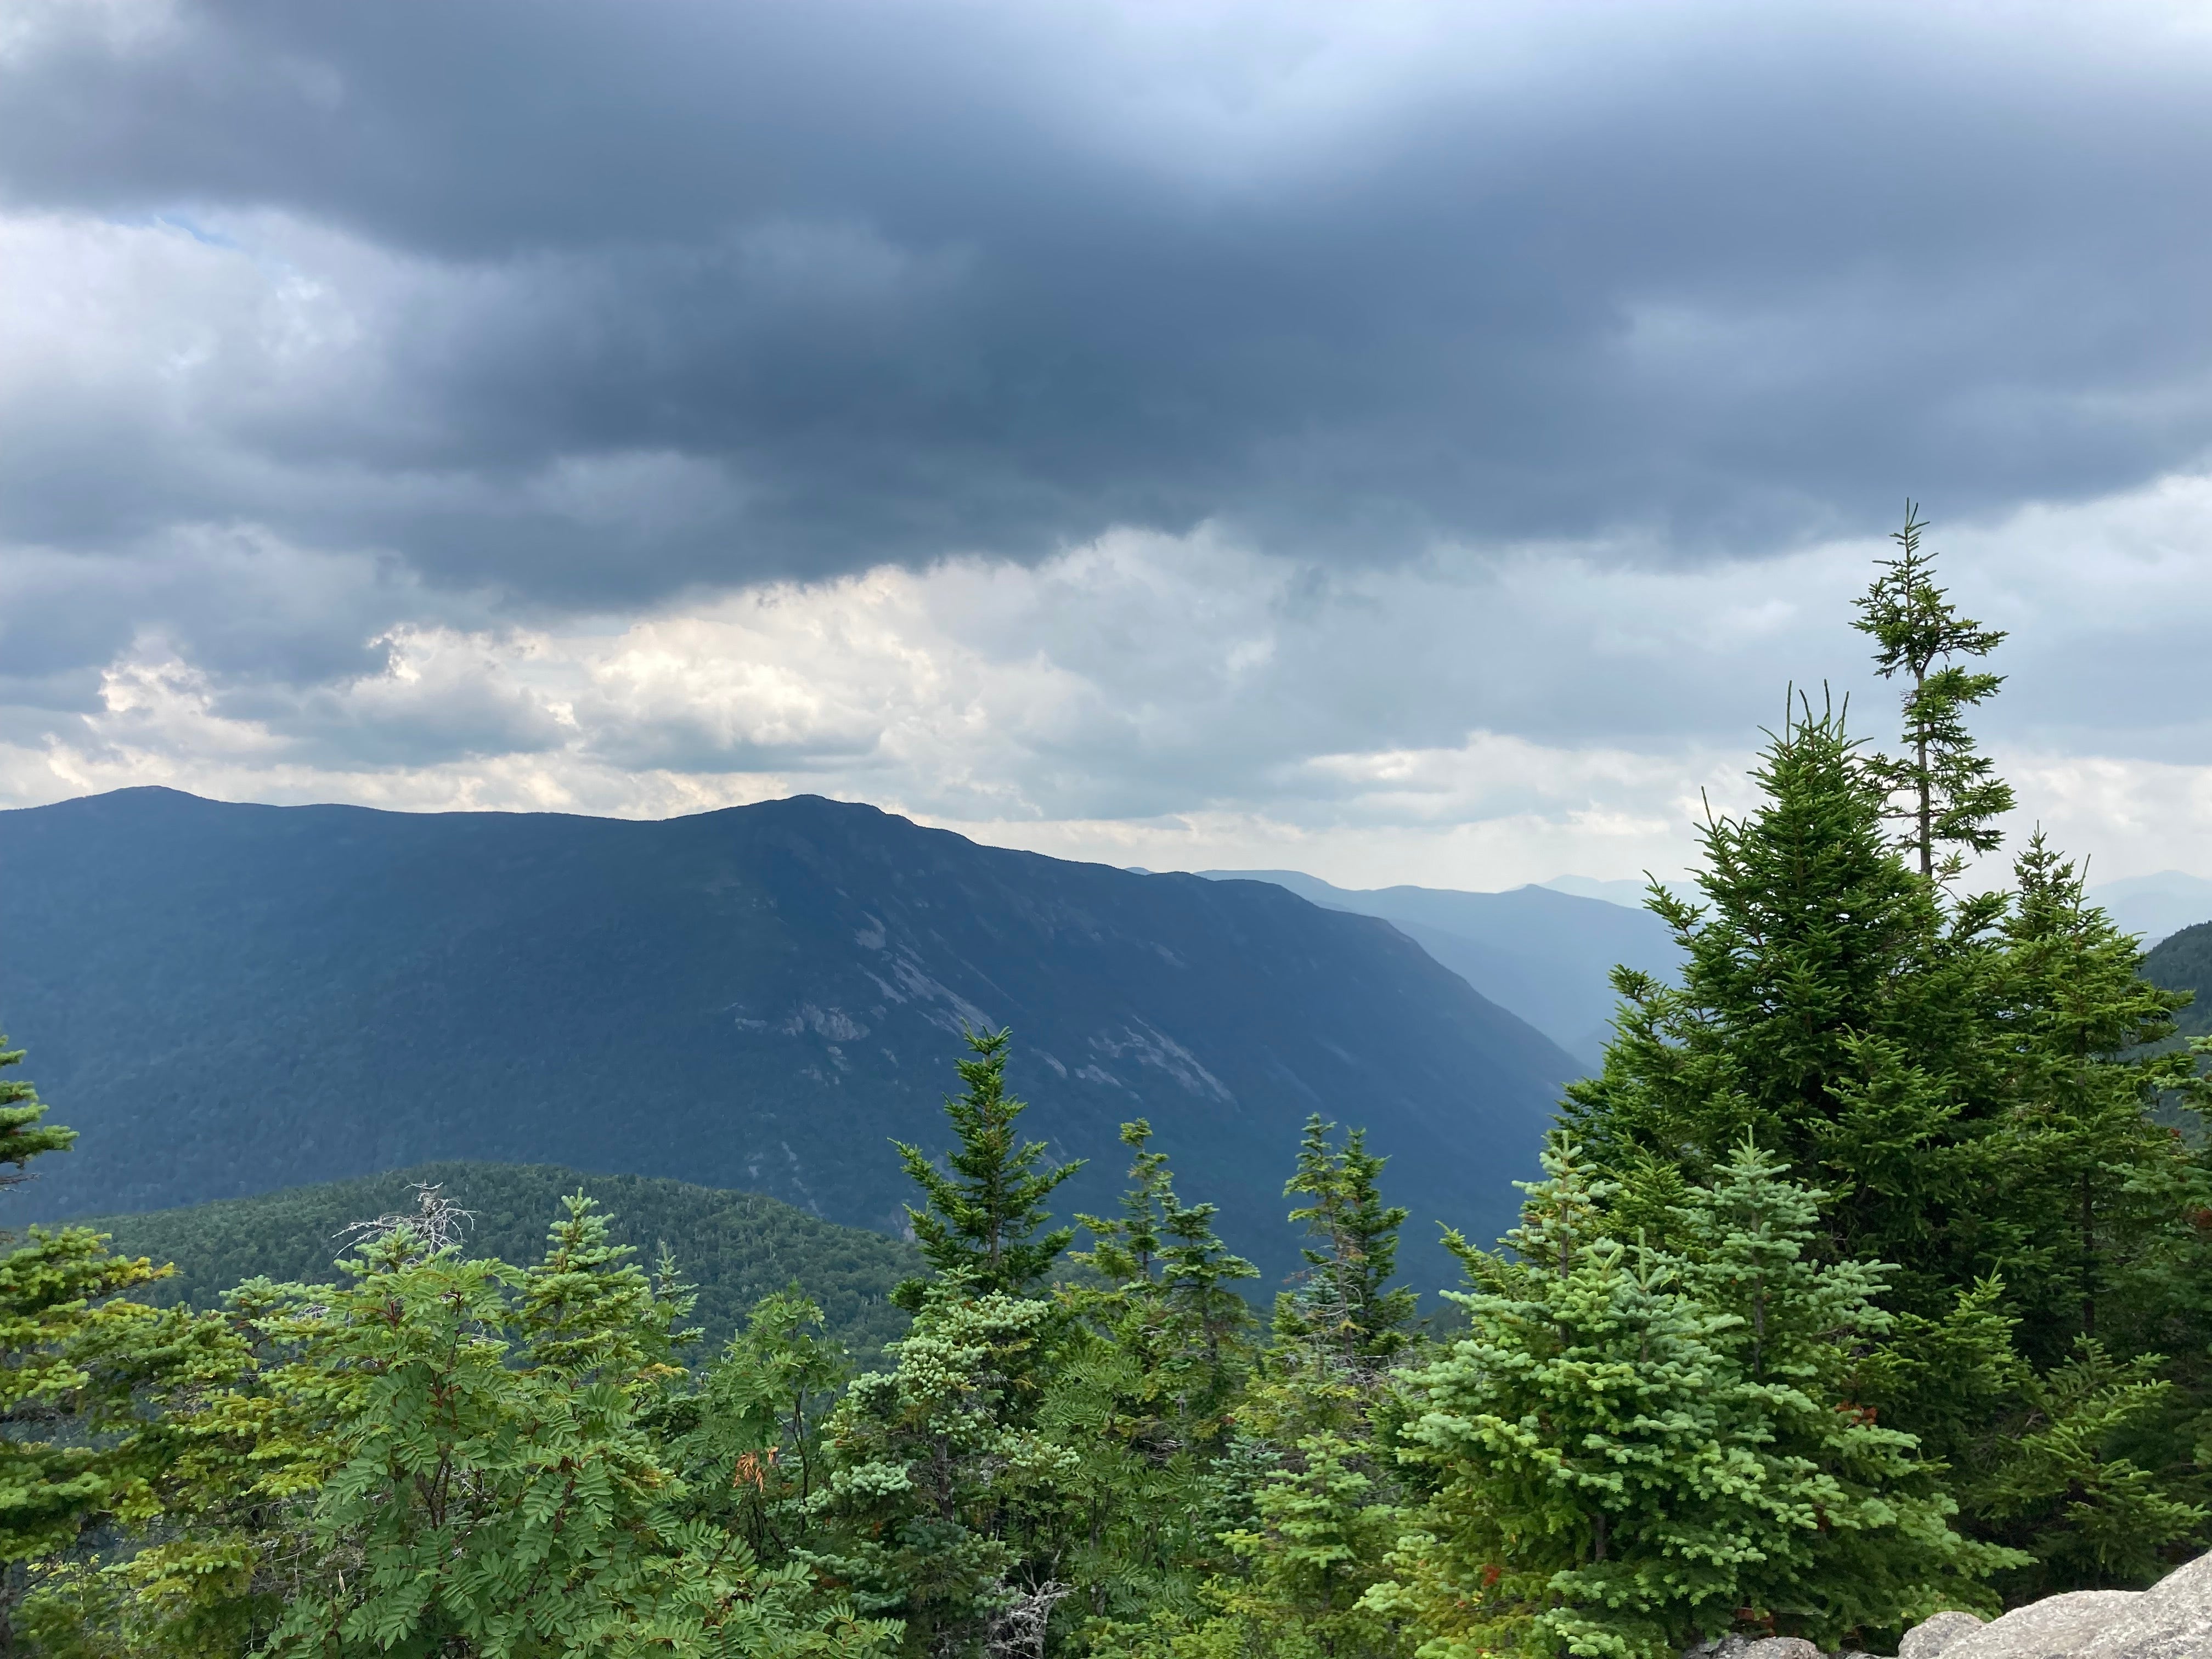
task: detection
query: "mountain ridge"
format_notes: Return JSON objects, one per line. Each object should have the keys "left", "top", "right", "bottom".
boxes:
{"left": 1, "top": 787, "right": 1578, "bottom": 1284}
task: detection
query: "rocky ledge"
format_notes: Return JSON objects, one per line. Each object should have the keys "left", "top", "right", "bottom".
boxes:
{"left": 1683, "top": 1550, "right": 2211, "bottom": 1659}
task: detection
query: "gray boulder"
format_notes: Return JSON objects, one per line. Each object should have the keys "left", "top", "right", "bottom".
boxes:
{"left": 1942, "top": 1591, "right": 2141, "bottom": 1659}
{"left": 1928, "top": 1553, "right": 2212, "bottom": 1658}
{"left": 1899, "top": 1611, "right": 1984, "bottom": 1659}
{"left": 2076, "top": 1551, "right": 2212, "bottom": 1659}
{"left": 1684, "top": 1640, "right": 1824, "bottom": 1659}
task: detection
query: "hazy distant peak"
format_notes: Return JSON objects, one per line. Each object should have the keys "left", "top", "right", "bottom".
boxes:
{"left": 1197, "top": 868, "right": 1680, "bottom": 1069}
{"left": 2087, "top": 870, "right": 2212, "bottom": 947}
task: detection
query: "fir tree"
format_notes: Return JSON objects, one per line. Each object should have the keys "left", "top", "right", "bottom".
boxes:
{"left": 1675, "top": 1141, "right": 2013, "bottom": 1643}
{"left": 1372, "top": 1141, "right": 2000, "bottom": 1659}
{"left": 1273, "top": 1118, "right": 1416, "bottom": 1378}
{"left": 810, "top": 1280, "right": 1076, "bottom": 1659}
{"left": 1560, "top": 695, "right": 1998, "bottom": 1312}
{"left": 0, "top": 1036, "right": 236, "bottom": 1648}
{"left": 1175, "top": 1123, "right": 1420, "bottom": 1659}
{"left": 1985, "top": 834, "right": 2200, "bottom": 1363}
{"left": 893, "top": 1029, "right": 1085, "bottom": 1310}
{"left": 1068, "top": 1120, "right": 1259, "bottom": 1456}
{"left": 1852, "top": 504, "right": 2015, "bottom": 882}
{"left": 0, "top": 1033, "right": 75, "bottom": 1183}
{"left": 1055, "top": 1125, "right": 1258, "bottom": 1640}
{"left": 1562, "top": 529, "right": 2212, "bottom": 1599}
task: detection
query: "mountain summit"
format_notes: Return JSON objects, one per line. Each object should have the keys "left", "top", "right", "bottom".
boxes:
{"left": 1, "top": 788, "right": 1576, "bottom": 1283}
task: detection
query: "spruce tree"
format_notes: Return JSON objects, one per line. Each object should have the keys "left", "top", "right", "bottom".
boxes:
{"left": 1069, "top": 1120, "right": 1258, "bottom": 1452}
{"left": 1984, "top": 835, "right": 2200, "bottom": 1364}
{"left": 1676, "top": 1141, "right": 2012, "bottom": 1643}
{"left": 0, "top": 1033, "right": 75, "bottom": 1181}
{"left": 0, "top": 1036, "right": 237, "bottom": 1647}
{"left": 1184, "top": 1122, "right": 1420, "bottom": 1659}
{"left": 1274, "top": 1118, "right": 1417, "bottom": 1378}
{"left": 1563, "top": 527, "right": 2212, "bottom": 1599}
{"left": 1852, "top": 504, "right": 2015, "bottom": 882}
{"left": 1374, "top": 1142, "right": 1748, "bottom": 1659}
{"left": 810, "top": 1281, "right": 1075, "bottom": 1659}
{"left": 1056, "top": 1124, "right": 1259, "bottom": 1641}
{"left": 1373, "top": 1141, "right": 2000, "bottom": 1659}
{"left": 1560, "top": 696, "right": 1996, "bottom": 1312}
{"left": 893, "top": 1029, "right": 1084, "bottom": 1309}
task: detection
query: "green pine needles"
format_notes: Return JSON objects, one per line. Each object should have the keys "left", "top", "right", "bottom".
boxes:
{"left": 1853, "top": 504, "right": 2016, "bottom": 881}
{"left": 1375, "top": 1141, "right": 2004, "bottom": 1659}
{"left": 893, "top": 1028, "right": 1085, "bottom": 1308}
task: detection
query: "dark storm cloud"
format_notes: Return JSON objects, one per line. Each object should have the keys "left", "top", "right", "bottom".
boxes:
{"left": 4, "top": 1, "right": 2212, "bottom": 614}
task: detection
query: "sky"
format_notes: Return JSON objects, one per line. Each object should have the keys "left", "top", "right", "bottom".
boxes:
{"left": 5, "top": 0, "right": 2212, "bottom": 890}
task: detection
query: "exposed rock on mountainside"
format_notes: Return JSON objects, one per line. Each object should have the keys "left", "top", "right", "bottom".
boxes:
{"left": 1, "top": 788, "right": 1579, "bottom": 1283}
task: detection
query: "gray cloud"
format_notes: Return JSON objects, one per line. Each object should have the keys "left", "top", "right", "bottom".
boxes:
{"left": 6, "top": 0, "right": 2212, "bottom": 891}
{"left": 4, "top": 0, "right": 2211, "bottom": 629}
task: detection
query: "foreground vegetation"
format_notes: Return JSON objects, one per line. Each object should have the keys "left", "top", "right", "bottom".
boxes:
{"left": 3, "top": 514, "right": 2209, "bottom": 1657}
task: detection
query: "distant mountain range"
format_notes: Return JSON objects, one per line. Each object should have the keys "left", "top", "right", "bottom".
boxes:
{"left": 1537, "top": 874, "right": 1685, "bottom": 909}
{"left": 1199, "top": 871, "right": 1680, "bottom": 1066}
{"left": 82, "top": 1160, "right": 920, "bottom": 1359}
{"left": 1, "top": 788, "right": 1579, "bottom": 1285}
{"left": 2090, "top": 871, "right": 2212, "bottom": 949}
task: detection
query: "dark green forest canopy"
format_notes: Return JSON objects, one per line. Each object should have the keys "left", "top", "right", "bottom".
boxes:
{"left": 81, "top": 1159, "right": 919, "bottom": 1359}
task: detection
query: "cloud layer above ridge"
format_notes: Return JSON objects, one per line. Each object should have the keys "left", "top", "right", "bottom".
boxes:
{"left": 7, "top": 1, "right": 2212, "bottom": 883}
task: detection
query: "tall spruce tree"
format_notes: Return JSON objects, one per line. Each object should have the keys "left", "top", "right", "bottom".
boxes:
{"left": 893, "top": 1029, "right": 1085, "bottom": 1309}
{"left": 1053, "top": 1124, "right": 1259, "bottom": 1642}
{"left": 1560, "top": 696, "right": 1998, "bottom": 1312}
{"left": 1852, "top": 504, "right": 2015, "bottom": 882}
{"left": 1183, "top": 1122, "right": 1421, "bottom": 1659}
{"left": 1564, "top": 528, "right": 2212, "bottom": 1599}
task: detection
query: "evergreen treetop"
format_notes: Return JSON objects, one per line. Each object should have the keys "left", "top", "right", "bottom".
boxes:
{"left": 0, "top": 1034, "right": 76, "bottom": 1190}
{"left": 1561, "top": 694, "right": 1995, "bottom": 1306}
{"left": 1274, "top": 1118, "right": 1415, "bottom": 1375}
{"left": 892, "top": 1028, "right": 1084, "bottom": 1308}
{"left": 1853, "top": 504, "right": 2015, "bottom": 881}
{"left": 1071, "top": 1119, "right": 1257, "bottom": 1406}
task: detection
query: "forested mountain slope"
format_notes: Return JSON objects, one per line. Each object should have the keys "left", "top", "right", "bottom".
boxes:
{"left": 1201, "top": 868, "right": 1678, "bottom": 1066}
{"left": 1, "top": 788, "right": 1577, "bottom": 1283}
{"left": 81, "top": 1160, "right": 918, "bottom": 1358}
{"left": 2143, "top": 919, "right": 2212, "bottom": 1040}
